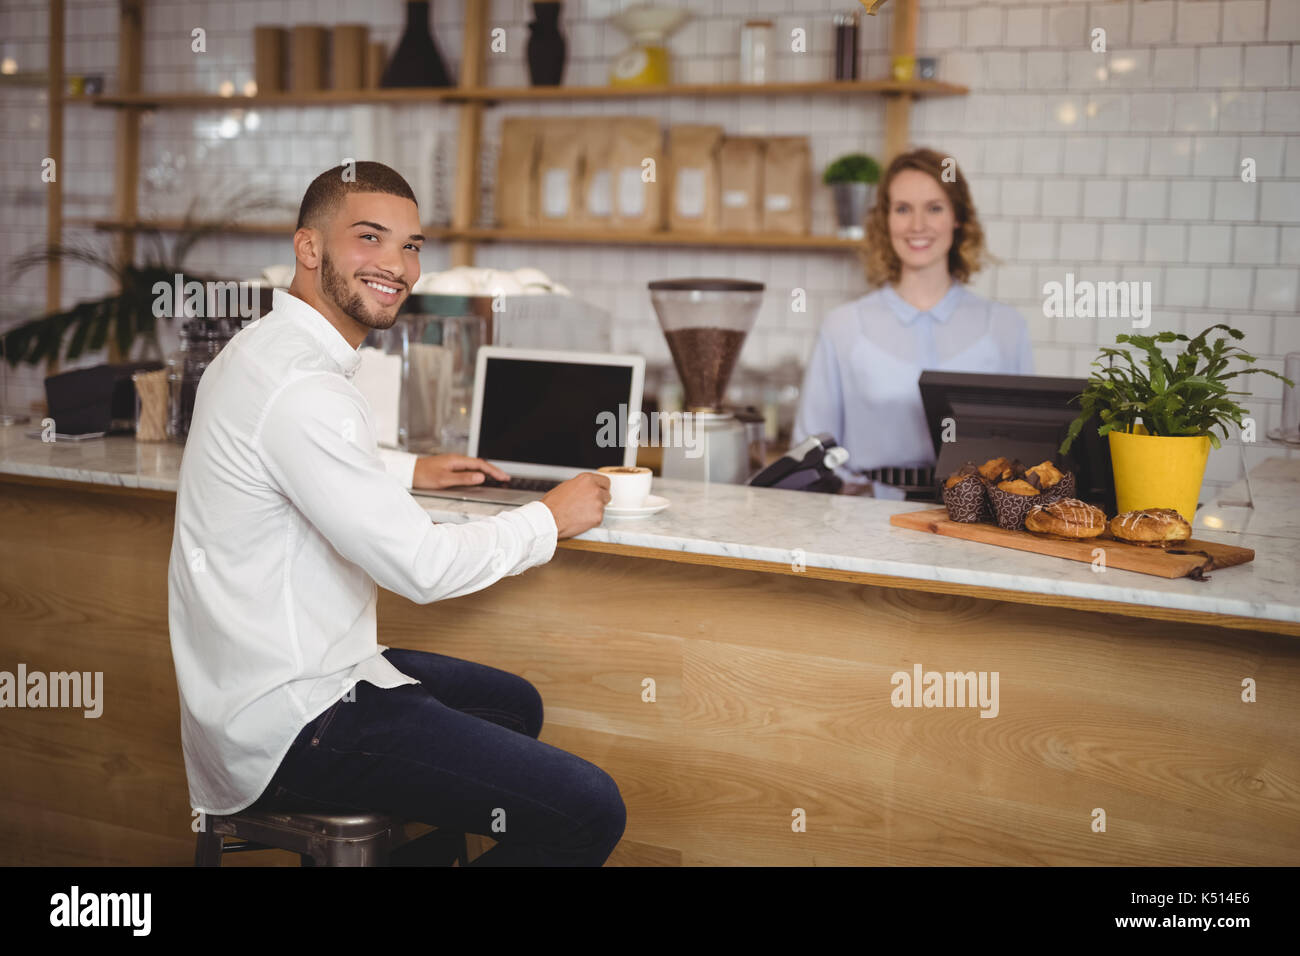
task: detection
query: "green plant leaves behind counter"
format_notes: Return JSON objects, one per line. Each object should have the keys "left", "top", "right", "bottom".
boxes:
{"left": 1059, "top": 324, "right": 1296, "bottom": 455}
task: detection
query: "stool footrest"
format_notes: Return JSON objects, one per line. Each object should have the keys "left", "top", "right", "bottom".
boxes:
{"left": 194, "top": 808, "right": 469, "bottom": 867}
{"left": 216, "top": 839, "right": 277, "bottom": 853}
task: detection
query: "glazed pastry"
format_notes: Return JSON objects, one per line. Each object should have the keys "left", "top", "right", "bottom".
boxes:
{"left": 996, "top": 478, "right": 1040, "bottom": 496}
{"left": 1025, "top": 461, "right": 1064, "bottom": 490}
{"left": 1110, "top": 508, "right": 1192, "bottom": 545}
{"left": 1025, "top": 498, "right": 1106, "bottom": 538}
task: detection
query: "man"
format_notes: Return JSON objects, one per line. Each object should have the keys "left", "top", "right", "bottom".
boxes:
{"left": 167, "top": 161, "right": 625, "bottom": 866}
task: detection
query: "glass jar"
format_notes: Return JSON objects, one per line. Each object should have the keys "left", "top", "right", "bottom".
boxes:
{"left": 740, "top": 20, "right": 772, "bottom": 84}
{"left": 168, "top": 318, "right": 238, "bottom": 442}
{"left": 834, "top": 12, "right": 859, "bottom": 80}
{"left": 363, "top": 299, "right": 488, "bottom": 454}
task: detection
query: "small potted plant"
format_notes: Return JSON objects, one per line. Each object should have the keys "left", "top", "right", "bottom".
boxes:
{"left": 1060, "top": 324, "right": 1293, "bottom": 522}
{"left": 823, "top": 152, "right": 880, "bottom": 240}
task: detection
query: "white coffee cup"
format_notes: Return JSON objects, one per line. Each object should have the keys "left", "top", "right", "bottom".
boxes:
{"left": 597, "top": 465, "right": 653, "bottom": 509}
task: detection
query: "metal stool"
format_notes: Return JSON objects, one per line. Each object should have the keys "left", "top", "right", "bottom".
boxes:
{"left": 194, "top": 808, "right": 468, "bottom": 867}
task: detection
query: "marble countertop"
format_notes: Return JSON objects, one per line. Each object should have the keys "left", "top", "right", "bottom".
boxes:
{"left": 3, "top": 423, "right": 1298, "bottom": 632}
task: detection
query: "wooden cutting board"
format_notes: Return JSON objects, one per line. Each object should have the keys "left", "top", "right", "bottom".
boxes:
{"left": 889, "top": 508, "right": 1254, "bottom": 580}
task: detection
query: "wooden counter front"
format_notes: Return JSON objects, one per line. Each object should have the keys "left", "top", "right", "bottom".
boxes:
{"left": 2, "top": 476, "right": 1298, "bottom": 865}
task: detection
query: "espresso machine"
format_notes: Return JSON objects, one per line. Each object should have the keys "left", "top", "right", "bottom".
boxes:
{"left": 649, "top": 278, "right": 762, "bottom": 483}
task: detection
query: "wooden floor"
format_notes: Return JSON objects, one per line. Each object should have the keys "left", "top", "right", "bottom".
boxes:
{"left": 2, "top": 478, "right": 1298, "bottom": 865}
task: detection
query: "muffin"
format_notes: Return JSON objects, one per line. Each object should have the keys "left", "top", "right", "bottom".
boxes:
{"left": 997, "top": 478, "right": 1040, "bottom": 496}
{"left": 987, "top": 459, "right": 1077, "bottom": 530}
{"left": 978, "top": 457, "right": 1014, "bottom": 482}
{"left": 942, "top": 462, "right": 993, "bottom": 523}
{"left": 1026, "top": 460, "right": 1064, "bottom": 490}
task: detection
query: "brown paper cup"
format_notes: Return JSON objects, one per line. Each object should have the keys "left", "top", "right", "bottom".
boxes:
{"left": 942, "top": 475, "right": 991, "bottom": 523}
{"left": 988, "top": 472, "right": 1077, "bottom": 530}
{"left": 988, "top": 484, "right": 1042, "bottom": 531}
{"left": 1039, "top": 471, "right": 1076, "bottom": 503}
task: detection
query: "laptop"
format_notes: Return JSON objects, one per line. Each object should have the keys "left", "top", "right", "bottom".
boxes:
{"left": 411, "top": 346, "right": 645, "bottom": 506}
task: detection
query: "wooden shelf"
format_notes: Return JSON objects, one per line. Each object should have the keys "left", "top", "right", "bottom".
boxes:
{"left": 49, "top": 1, "right": 937, "bottom": 282}
{"left": 71, "top": 88, "right": 463, "bottom": 109}
{"left": 457, "top": 226, "right": 863, "bottom": 250}
{"left": 70, "top": 78, "right": 966, "bottom": 110}
{"left": 72, "top": 217, "right": 457, "bottom": 239}
{"left": 0, "top": 71, "right": 52, "bottom": 88}
{"left": 72, "top": 218, "right": 863, "bottom": 251}
{"left": 69, "top": 217, "right": 310, "bottom": 236}
{"left": 456, "top": 78, "right": 967, "bottom": 102}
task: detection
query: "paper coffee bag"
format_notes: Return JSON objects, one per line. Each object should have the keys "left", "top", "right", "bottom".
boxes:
{"left": 497, "top": 117, "right": 542, "bottom": 228}
{"left": 578, "top": 119, "right": 615, "bottom": 226}
{"left": 667, "top": 124, "right": 723, "bottom": 234}
{"left": 537, "top": 118, "right": 584, "bottom": 228}
{"left": 610, "top": 117, "right": 665, "bottom": 231}
{"left": 718, "top": 136, "right": 765, "bottom": 233}
{"left": 762, "top": 136, "right": 811, "bottom": 235}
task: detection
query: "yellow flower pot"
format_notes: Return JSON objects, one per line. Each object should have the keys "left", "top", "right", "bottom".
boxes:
{"left": 1107, "top": 425, "right": 1211, "bottom": 524}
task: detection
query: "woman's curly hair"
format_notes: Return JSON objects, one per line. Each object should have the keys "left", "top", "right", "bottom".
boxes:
{"left": 860, "top": 147, "right": 989, "bottom": 289}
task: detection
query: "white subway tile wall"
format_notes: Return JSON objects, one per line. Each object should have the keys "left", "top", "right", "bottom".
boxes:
{"left": 1, "top": 0, "right": 1296, "bottom": 495}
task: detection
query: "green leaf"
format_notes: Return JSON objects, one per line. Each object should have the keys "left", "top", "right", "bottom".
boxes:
{"left": 65, "top": 302, "right": 94, "bottom": 361}
{"left": 822, "top": 153, "right": 882, "bottom": 185}
{"left": 1073, "top": 323, "right": 1276, "bottom": 441}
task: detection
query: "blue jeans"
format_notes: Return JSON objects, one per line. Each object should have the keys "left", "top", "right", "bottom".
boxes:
{"left": 250, "top": 647, "right": 626, "bottom": 866}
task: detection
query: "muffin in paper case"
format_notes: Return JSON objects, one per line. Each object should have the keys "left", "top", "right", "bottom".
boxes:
{"left": 988, "top": 471, "right": 1076, "bottom": 531}
{"left": 942, "top": 474, "right": 994, "bottom": 523}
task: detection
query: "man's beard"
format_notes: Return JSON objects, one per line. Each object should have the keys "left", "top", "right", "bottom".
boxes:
{"left": 320, "top": 250, "right": 402, "bottom": 332}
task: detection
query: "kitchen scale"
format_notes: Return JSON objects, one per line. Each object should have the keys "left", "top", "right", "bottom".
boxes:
{"left": 608, "top": 5, "right": 691, "bottom": 87}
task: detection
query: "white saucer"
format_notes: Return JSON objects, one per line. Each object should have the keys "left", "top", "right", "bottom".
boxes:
{"left": 604, "top": 494, "right": 670, "bottom": 518}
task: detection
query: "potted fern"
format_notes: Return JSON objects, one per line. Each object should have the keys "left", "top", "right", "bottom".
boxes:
{"left": 1060, "top": 324, "right": 1293, "bottom": 522}
{"left": 823, "top": 153, "right": 880, "bottom": 240}
{"left": 2, "top": 189, "right": 287, "bottom": 374}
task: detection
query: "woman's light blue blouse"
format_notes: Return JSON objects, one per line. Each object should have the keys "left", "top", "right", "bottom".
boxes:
{"left": 792, "top": 283, "right": 1034, "bottom": 473}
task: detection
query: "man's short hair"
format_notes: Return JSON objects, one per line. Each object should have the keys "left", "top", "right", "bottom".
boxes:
{"left": 296, "top": 161, "right": 418, "bottom": 230}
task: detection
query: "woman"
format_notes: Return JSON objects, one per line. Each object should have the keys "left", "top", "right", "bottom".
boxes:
{"left": 793, "top": 147, "right": 1033, "bottom": 495}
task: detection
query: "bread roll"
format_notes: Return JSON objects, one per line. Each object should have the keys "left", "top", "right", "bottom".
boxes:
{"left": 1109, "top": 508, "right": 1192, "bottom": 545}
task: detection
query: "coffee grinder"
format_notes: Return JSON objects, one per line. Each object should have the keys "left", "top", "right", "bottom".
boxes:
{"left": 648, "top": 278, "right": 763, "bottom": 483}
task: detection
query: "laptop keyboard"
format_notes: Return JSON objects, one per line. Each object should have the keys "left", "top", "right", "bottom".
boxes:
{"left": 480, "top": 476, "right": 561, "bottom": 492}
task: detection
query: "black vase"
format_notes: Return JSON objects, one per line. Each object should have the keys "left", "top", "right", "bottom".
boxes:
{"left": 527, "top": 2, "right": 566, "bottom": 86}
{"left": 381, "top": 0, "right": 451, "bottom": 88}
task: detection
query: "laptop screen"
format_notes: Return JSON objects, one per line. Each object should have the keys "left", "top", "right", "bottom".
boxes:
{"left": 476, "top": 356, "right": 632, "bottom": 470}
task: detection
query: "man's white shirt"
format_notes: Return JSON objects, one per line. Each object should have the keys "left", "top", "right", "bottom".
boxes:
{"left": 167, "top": 288, "right": 558, "bottom": 815}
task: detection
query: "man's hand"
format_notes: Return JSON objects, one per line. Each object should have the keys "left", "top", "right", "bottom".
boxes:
{"left": 413, "top": 454, "right": 510, "bottom": 489}
{"left": 540, "top": 473, "right": 610, "bottom": 539}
